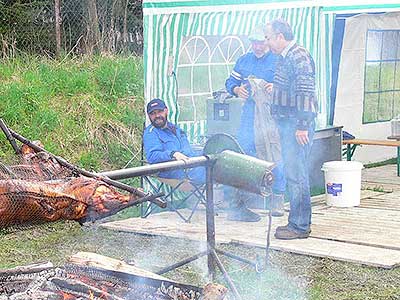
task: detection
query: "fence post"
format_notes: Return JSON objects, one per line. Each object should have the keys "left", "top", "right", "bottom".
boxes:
{"left": 54, "top": 0, "right": 62, "bottom": 57}
{"left": 87, "top": 0, "right": 101, "bottom": 53}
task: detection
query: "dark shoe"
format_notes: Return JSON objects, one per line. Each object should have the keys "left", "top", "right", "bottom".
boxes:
{"left": 227, "top": 206, "right": 261, "bottom": 222}
{"left": 275, "top": 224, "right": 290, "bottom": 232}
{"left": 274, "top": 226, "right": 310, "bottom": 240}
{"left": 271, "top": 211, "right": 284, "bottom": 217}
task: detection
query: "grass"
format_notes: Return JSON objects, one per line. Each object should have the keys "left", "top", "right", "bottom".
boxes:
{"left": 0, "top": 54, "right": 144, "bottom": 172}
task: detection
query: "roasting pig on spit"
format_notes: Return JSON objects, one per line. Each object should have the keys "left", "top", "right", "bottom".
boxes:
{"left": 0, "top": 142, "right": 145, "bottom": 230}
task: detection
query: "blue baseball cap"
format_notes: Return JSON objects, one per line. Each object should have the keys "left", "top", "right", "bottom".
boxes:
{"left": 147, "top": 98, "right": 167, "bottom": 114}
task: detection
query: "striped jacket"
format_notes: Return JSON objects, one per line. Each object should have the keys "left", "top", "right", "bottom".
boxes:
{"left": 272, "top": 43, "right": 318, "bottom": 130}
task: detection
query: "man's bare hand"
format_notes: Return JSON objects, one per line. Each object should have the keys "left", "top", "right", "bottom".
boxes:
{"left": 295, "top": 130, "right": 310, "bottom": 146}
{"left": 172, "top": 152, "right": 189, "bottom": 161}
{"left": 233, "top": 85, "right": 249, "bottom": 99}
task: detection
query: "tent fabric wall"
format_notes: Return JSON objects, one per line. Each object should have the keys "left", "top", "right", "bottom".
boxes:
{"left": 143, "top": 2, "right": 334, "bottom": 142}
{"left": 334, "top": 12, "right": 400, "bottom": 163}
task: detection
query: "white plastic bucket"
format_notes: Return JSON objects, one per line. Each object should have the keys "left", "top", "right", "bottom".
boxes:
{"left": 321, "top": 161, "right": 364, "bottom": 207}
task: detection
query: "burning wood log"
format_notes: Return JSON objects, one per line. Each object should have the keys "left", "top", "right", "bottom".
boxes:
{"left": 0, "top": 258, "right": 228, "bottom": 300}
{"left": 200, "top": 283, "right": 228, "bottom": 300}
{"left": 51, "top": 277, "right": 125, "bottom": 300}
{"left": 0, "top": 262, "right": 53, "bottom": 277}
{"left": 69, "top": 252, "right": 171, "bottom": 283}
{"left": 69, "top": 252, "right": 228, "bottom": 300}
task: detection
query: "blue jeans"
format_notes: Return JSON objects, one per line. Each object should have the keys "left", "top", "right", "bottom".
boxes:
{"left": 276, "top": 118, "right": 315, "bottom": 233}
{"left": 272, "top": 161, "right": 286, "bottom": 194}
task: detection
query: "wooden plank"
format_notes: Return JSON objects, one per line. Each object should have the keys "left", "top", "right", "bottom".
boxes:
{"left": 360, "top": 198, "right": 400, "bottom": 210}
{"left": 101, "top": 176, "right": 400, "bottom": 269}
{"left": 101, "top": 208, "right": 400, "bottom": 269}
{"left": 239, "top": 236, "right": 400, "bottom": 269}
{"left": 343, "top": 139, "right": 400, "bottom": 147}
{"left": 309, "top": 226, "right": 400, "bottom": 249}
{"left": 68, "top": 252, "right": 171, "bottom": 282}
{"left": 362, "top": 165, "right": 400, "bottom": 186}
{"left": 360, "top": 190, "right": 387, "bottom": 198}
{"left": 372, "top": 191, "right": 400, "bottom": 200}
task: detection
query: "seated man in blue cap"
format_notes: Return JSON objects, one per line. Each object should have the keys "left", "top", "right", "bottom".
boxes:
{"left": 143, "top": 98, "right": 205, "bottom": 184}
{"left": 143, "top": 98, "right": 260, "bottom": 222}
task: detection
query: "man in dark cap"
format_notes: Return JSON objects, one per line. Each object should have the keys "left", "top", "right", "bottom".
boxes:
{"left": 143, "top": 98, "right": 204, "bottom": 184}
{"left": 143, "top": 98, "right": 260, "bottom": 222}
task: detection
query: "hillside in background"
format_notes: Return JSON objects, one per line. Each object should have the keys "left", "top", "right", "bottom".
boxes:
{"left": 0, "top": 55, "right": 144, "bottom": 173}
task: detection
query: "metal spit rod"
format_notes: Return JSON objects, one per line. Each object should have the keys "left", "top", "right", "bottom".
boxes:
{"left": 99, "top": 156, "right": 212, "bottom": 180}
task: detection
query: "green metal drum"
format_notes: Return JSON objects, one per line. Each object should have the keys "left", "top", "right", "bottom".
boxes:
{"left": 211, "top": 150, "right": 275, "bottom": 195}
{"left": 203, "top": 133, "right": 244, "bottom": 155}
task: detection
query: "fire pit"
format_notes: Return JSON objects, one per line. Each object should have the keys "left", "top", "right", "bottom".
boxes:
{"left": 0, "top": 264, "right": 201, "bottom": 300}
{"left": 0, "top": 252, "right": 229, "bottom": 300}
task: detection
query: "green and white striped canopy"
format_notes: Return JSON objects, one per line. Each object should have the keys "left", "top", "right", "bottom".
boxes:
{"left": 143, "top": 0, "right": 400, "bottom": 141}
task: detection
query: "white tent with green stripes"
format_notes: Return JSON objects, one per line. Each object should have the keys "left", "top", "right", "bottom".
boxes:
{"left": 143, "top": 0, "right": 400, "bottom": 162}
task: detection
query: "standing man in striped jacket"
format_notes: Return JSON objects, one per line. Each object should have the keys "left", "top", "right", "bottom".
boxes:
{"left": 264, "top": 19, "right": 318, "bottom": 240}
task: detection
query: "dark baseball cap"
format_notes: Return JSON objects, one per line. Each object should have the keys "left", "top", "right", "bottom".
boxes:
{"left": 146, "top": 98, "right": 167, "bottom": 114}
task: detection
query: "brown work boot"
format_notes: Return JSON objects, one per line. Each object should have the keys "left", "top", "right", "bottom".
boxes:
{"left": 271, "top": 193, "right": 285, "bottom": 217}
{"left": 275, "top": 224, "right": 290, "bottom": 231}
{"left": 274, "top": 226, "right": 310, "bottom": 240}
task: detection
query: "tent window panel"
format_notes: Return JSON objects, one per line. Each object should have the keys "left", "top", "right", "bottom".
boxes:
{"left": 363, "top": 29, "right": 400, "bottom": 123}
{"left": 365, "top": 63, "right": 380, "bottom": 92}
{"left": 394, "top": 92, "right": 400, "bottom": 116}
{"left": 193, "top": 95, "right": 207, "bottom": 121}
{"left": 177, "top": 96, "right": 195, "bottom": 121}
{"left": 395, "top": 62, "right": 400, "bottom": 90}
{"left": 377, "top": 91, "right": 394, "bottom": 121}
{"left": 193, "top": 65, "right": 210, "bottom": 93}
{"left": 363, "top": 93, "right": 379, "bottom": 123}
{"left": 380, "top": 62, "right": 396, "bottom": 91}
{"left": 177, "top": 95, "right": 207, "bottom": 122}
{"left": 366, "top": 31, "right": 382, "bottom": 61}
{"left": 210, "top": 64, "right": 232, "bottom": 92}
{"left": 180, "top": 37, "right": 210, "bottom": 64}
{"left": 382, "top": 31, "right": 399, "bottom": 60}
{"left": 179, "top": 50, "right": 192, "bottom": 65}
{"left": 177, "top": 67, "right": 193, "bottom": 94}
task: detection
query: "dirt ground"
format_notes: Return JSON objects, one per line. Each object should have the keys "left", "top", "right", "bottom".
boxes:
{"left": 1, "top": 220, "right": 399, "bottom": 300}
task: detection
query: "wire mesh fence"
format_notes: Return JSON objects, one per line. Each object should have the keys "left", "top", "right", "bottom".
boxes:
{"left": 0, "top": 0, "right": 143, "bottom": 58}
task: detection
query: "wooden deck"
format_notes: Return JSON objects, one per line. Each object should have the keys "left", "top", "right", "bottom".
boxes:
{"left": 102, "top": 165, "right": 400, "bottom": 269}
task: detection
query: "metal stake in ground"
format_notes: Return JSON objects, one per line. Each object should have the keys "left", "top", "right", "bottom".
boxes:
{"left": 0, "top": 119, "right": 21, "bottom": 155}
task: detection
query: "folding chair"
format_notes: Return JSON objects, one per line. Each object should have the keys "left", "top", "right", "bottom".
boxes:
{"left": 141, "top": 174, "right": 207, "bottom": 223}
